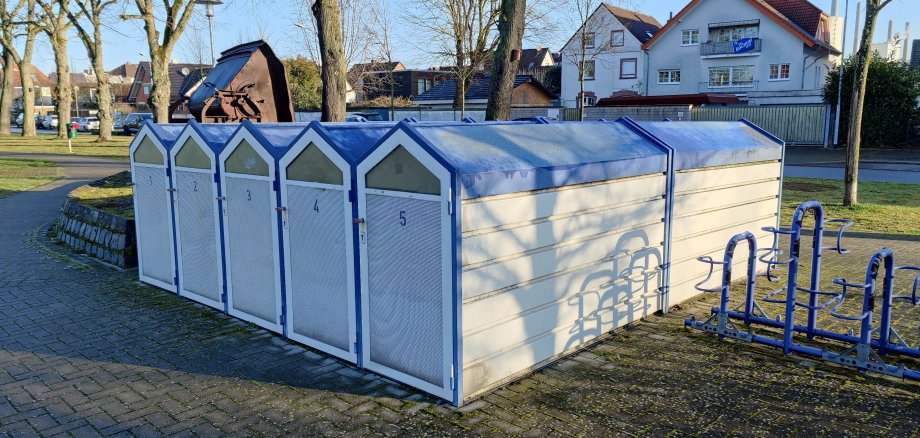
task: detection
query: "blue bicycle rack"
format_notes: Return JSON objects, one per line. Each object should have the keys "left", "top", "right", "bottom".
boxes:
{"left": 685, "top": 200, "right": 920, "bottom": 380}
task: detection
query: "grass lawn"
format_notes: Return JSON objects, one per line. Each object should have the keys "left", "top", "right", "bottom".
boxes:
{"left": 0, "top": 133, "right": 131, "bottom": 159}
{"left": 0, "top": 158, "right": 59, "bottom": 197}
{"left": 782, "top": 177, "right": 920, "bottom": 235}
{"left": 69, "top": 171, "right": 134, "bottom": 219}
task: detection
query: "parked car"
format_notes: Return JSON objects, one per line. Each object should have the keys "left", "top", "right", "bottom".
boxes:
{"left": 41, "top": 115, "right": 59, "bottom": 130}
{"left": 85, "top": 117, "right": 99, "bottom": 133}
{"left": 344, "top": 114, "right": 368, "bottom": 123}
{"left": 122, "top": 113, "right": 153, "bottom": 135}
{"left": 14, "top": 113, "right": 22, "bottom": 127}
{"left": 112, "top": 113, "right": 123, "bottom": 133}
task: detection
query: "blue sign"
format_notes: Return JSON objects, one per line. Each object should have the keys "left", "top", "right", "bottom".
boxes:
{"left": 732, "top": 38, "right": 756, "bottom": 53}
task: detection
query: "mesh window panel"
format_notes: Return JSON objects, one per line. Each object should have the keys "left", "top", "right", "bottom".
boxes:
{"left": 366, "top": 194, "right": 444, "bottom": 386}
{"left": 134, "top": 166, "right": 173, "bottom": 284}
{"left": 226, "top": 176, "right": 277, "bottom": 324}
{"left": 176, "top": 170, "right": 220, "bottom": 303}
{"left": 287, "top": 185, "right": 350, "bottom": 351}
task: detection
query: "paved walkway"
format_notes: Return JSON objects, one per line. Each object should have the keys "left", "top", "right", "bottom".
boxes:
{"left": 2, "top": 155, "right": 920, "bottom": 436}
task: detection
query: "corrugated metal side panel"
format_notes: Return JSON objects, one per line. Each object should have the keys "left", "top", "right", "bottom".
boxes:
{"left": 459, "top": 175, "right": 666, "bottom": 397}
{"left": 691, "top": 105, "right": 827, "bottom": 145}
{"left": 668, "top": 162, "right": 781, "bottom": 305}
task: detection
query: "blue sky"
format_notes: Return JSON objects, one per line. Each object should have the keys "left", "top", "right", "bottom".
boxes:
{"left": 29, "top": 0, "right": 920, "bottom": 75}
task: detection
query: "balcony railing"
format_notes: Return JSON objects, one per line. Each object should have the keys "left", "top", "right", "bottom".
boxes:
{"left": 699, "top": 80, "right": 759, "bottom": 94}
{"left": 700, "top": 38, "right": 762, "bottom": 56}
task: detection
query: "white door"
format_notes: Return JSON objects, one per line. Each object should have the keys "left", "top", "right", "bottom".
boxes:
{"left": 171, "top": 137, "right": 224, "bottom": 311}
{"left": 220, "top": 138, "right": 283, "bottom": 333}
{"left": 357, "top": 135, "right": 455, "bottom": 402}
{"left": 131, "top": 134, "right": 176, "bottom": 292}
{"left": 280, "top": 137, "right": 356, "bottom": 363}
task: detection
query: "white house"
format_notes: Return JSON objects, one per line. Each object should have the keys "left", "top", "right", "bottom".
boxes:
{"left": 642, "top": 0, "right": 843, "bottom": 105}
{"left": 560, "top": 5, "right": 661, "bottom": 107}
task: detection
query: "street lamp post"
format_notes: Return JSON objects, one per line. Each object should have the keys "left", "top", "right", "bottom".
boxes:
{"left": 194, "top": 0, "right": 224, "bottom": 66}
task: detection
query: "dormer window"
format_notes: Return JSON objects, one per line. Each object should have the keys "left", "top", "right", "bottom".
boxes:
{"left": 818, "top": 17, "right": 830, "bottom": 42}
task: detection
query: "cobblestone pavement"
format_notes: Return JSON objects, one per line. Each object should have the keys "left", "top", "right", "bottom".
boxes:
{"left": 2, "top": 157, "right": 920, "bottom": 436}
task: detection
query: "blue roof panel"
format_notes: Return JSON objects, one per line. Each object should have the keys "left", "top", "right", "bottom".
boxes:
{"left": 314, "top": 121, "right": 396, "bottom": 164}
{"left": 188, "top": 122, "right": 241, "bottom": 152}
{"left": 408, "top": 120, "right": 669, "bottom": 199}
{"left": 636, "top": 121, "right": 783, "bottom": 170}
{"left": 147, "top": 122, "right": 186, "bottom": 148}
{"left": 242, "top": 122, "right": 309, "bottom": 159}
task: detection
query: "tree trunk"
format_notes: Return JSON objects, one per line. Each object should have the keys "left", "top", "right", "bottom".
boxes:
{"left": 312, "top": 0, "right": 346, "bottom": 122}
{"left": 90, "top": 50, "right": 113, "bottom": 141}
{"left": 579, "top": 56, "right": 585, "bottom": 121}
{"left": 51, "top": 28, "right": 71, "bottom": 139}
{"left": 19, "top": 62, "right": 36, "bottom": 137}
{"left": 0, "top": 49, "right": 12, "bottom": 135}
{"left": 844, "top": 0, "right": 886, "bottom": 206}
{"left": 148, "top": 53, "right": 171, "bottom": 122}
{"left": 485, "top": 0, "right": 526, "bottom": 121}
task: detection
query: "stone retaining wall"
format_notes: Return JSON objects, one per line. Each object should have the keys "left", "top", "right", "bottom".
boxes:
{"left": 56, "top": 198, "right": 136, "bottom": 268}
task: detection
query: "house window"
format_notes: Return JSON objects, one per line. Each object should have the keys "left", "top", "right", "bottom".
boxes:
{"left": 713, "top": 25, "right": 759, "bottom": 42}
{"left": 611, "top": 30, "right": 625, "bottom": 47}
{"left": 620, "top": 58, "right": 637, "bottom": 79}
{"left": 417, "top": 78, "right": 433, "bottom": 94}
{"left": 581, "top": 60, "right": 596, "bottom": 80}
{"left": 584, "top": 32, "right": 596, "bottom": 49}
{"left": 681, "top": 29, "right": 699, "bottom": 46}
{"left": 143, "top": 85, "right": 149, "bottom": 94}
{"left": 769, "top": 63, "right": 791, "bottom": 80}
{"left": 658, "top": 69, "right": 681, "bottom": 84}
{"left": 708, "top": 65, "right": 754, "bottom": 87}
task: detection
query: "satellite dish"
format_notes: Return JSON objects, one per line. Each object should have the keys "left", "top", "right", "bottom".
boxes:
{"left": 181, "top": 67, "right": 190, "bottom": 76}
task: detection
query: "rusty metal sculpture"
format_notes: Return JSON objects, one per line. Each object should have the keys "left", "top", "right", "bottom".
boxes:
{"left": 187, "top": 40, "right": 295, "bottom": 123}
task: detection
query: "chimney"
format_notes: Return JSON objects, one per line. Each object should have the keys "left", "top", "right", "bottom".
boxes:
{"left": 888, "top": 20, "right": 894, "bottom": 42}
{"left": 904, "top": 23, "right": 911, "bottom": 61}
{"left": 831, "top": 0, "right": 838, "bottom": 16}
{"left": 854, "top": 2, "right": 862, "bottom": 52}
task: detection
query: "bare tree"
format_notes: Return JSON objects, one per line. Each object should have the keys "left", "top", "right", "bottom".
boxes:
{"left": 486, "top": 0, "right": 527, "bottom": 120}
{"left": 312, "top": 0, "right": 346, "bottom": 121}
{"left": 368, "top": 4, "right": 398, "bottom": 120}
{"left": 122, "top": 0, "right": 198, "bottom": 122}
{"left": 0, "top": 48, "right": 12, "bottom": 134}
{"left": 38, "top": 0, "right": 78, "bottom": 139}
{"left": 290, "top": 0, "right": 378, "bottom": 67}
{"left": 1, "top": 0, "right": 40, "bottom": 136}
{"left": 844, "top": 0, "right": 894, "bottom": 206}
{"left": 406, "top": 0, "right": 501, "bottom": 117}
{"left": 562, "top": 1, "right": 613, "bottom": 120}
{"left": 63, "top": 0, "right": 116, "bottom": 141}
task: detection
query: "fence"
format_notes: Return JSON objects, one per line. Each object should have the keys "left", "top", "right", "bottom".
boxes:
{"left": 295, "top": 107, "right": 562, "bottom": 122}
{"left": 692, "top": 104, "right": 829, "bottom": 145}
{"left": 579, "top": 105, "right": 694, "bottom": 122}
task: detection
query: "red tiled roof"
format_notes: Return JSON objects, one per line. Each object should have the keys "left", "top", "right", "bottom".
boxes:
{"left": 761, "top": 0, "right": 822, "bottom": 35}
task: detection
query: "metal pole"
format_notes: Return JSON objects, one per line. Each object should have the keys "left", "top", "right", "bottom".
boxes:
{"left": 207, "top": 3, "right": 216, "bottom": 66}
{"left": 832, "top": 0, "right": 850, "bottom": 147}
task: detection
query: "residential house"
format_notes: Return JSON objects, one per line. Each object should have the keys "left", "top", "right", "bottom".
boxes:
{"left": 643, "top": 0, "right": 843, "bottom": 105}
{"left": 108, "top": 62, "right": 138, "bottom": 84}
{"left": 559, "top": 4, "right": 662, "bottom": 106}
{"left": 169, "top": 67, "right": 212, "bottom": 122}
{"left": 1, "top": 64, "right": 54, "bottom": 115}
{"left": 413, "top": 74, "right": 556, "bottom": 109}
{"left": 348, "top": 61, "right": 405, "bottom": 102}
{"left": 354, "top": 69, "right": 448, "bottom": 104}
{"left": 518, "top": 47, "right": 555, "bottom": 70}
{"left": 128, "top": 62, "right": 210, "bottom": 110}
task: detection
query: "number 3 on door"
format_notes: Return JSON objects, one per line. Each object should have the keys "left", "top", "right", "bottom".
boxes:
{"left": 246, "top": 189, "right": 252, "bottom": 201}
